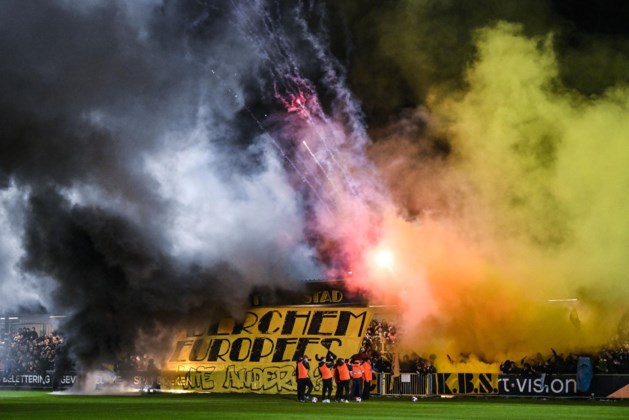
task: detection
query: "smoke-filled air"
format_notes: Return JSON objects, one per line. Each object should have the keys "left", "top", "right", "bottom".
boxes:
{"left": 1, "top": 0, "right": 627, "bottom": 372}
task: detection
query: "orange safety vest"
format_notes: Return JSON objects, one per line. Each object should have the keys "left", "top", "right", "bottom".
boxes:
{"left": 362, "top": 360, "right": 372, "bottom": 381}
{"left": 336, "top": 363, "right": 350, "bottom": 381}
{"left": 297, "top": 361, "right": 309, "bottom": 379}
{"left": 319, "top": 364, "right": 332, "bottom": 380}
{"left": 351, "top": 361, "right": 363, "bottom": 379}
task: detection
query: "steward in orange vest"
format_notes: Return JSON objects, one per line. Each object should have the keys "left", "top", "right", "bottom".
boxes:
{"left": 296, "top": 355, "right": 313, "bottom": 402}
{"left": 333, "top": 358, "right": 350, "bottom": 402}
{"left": 318, "top": 358, "right": 334, "bottom": 403}
{"left": 350, "top": 358, "right": 364, "bottom": 402}
{"left": 362, "top": 358, "right": 373, "bottom": 400}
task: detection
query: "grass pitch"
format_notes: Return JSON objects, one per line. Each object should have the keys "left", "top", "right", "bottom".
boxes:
{"left": 1, "top": 391, "right": 628, "bottom": 419}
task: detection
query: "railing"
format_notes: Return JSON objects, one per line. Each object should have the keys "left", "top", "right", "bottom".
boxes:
{"left": 375, "top": 372, "right": 434, "bottom": 396}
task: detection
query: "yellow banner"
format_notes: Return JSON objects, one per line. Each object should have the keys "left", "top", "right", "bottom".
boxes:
{"left": 163, "top": 306, "right": 372, "bottom": 393}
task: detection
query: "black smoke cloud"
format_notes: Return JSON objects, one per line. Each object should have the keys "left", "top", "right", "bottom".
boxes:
{"left": 22, "top": 187, "right": 248, "bottom": 369}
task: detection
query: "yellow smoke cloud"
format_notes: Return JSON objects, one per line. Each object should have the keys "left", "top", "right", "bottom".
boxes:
{"left": 357, "top": 22, "right": 629, "bottom": 365}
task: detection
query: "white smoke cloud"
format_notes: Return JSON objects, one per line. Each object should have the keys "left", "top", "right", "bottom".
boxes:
{"left": 144, "top": 120, "right": 321, "bottom": 281}
{"left": 0, "top": 184, "right": 54, "bottom": 312}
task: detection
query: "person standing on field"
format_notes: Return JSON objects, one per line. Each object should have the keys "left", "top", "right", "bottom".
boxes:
{"left": 362, "top": 357, "right": 373, "bottom": 400}
{"left": 296, "top": 355, "right": 313, "bottom": 402}
{"left": 334, "top": 358, "right": 350, "bottom": 403}
{"left": 318, "top": 357, "right": 334, "bottom": 403}
{"left": 350, "top": 357, "right": 364, "bottom": 402}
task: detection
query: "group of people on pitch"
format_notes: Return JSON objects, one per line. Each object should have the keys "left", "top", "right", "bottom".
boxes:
{"left": 296, "top": 353, "right": 373, "bottom": 403}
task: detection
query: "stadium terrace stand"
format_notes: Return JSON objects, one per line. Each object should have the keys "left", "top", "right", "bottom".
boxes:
{"left": 1, "top": 281, "right": 628, "bottom": 398}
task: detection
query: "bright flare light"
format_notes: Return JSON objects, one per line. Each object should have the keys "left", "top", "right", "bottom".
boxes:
{"left": 374, "top": 249, "right": 394, "bottom": 272}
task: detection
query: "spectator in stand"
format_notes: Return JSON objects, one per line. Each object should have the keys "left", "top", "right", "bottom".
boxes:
{"left": 415, "top": 358, "right": 437, "bottom": 375}
{"left": 500, "top": 359, "right": 521, "bottom": 374}
{"left": 522, "top": 362, "right": 537, "bottom": 375}
{"left": 362, "top": 320, "right": 399, "bottom": 374}
{"left": 375, "top": 355, "right": 392, "bottom": 374}
{"left": 565, "top": 353, "right": 578, "bottom": 373}
{"left": 596, "top": 351, "right": 609, "bottom": 373}
{"left": 499, "top": 341, "right": 629, "bottom": 375}
{"left": 399, "top": 354, "right": 413, "bottom": 373}
{"left": 6, "top": 328, "right": 65, "bottom": 375}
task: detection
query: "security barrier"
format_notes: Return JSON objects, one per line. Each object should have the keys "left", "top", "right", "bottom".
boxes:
{"left": 375, "top": 372, "right": 433, "bottom": 396}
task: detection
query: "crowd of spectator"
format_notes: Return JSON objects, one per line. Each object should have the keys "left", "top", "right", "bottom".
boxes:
{"left": 360, "top": 320, "right": 436, "bottom": 375}
{"left": 0, "top": 327, "right": 157, "bottom": 379}
{"left": 500, "top": 321, "right": 629, "bottom": 375}
{"left": 500, "top": 350, "right": 580, "bottom": 375}
{"left": 114, "top": 353, "right": 153, "bottom": 372}
{"left": 401, "top": 353, "right": 437, "bottom": 375}
{"left": 500, "top": 345, "right": 629, "bottom": 375}
{"left": 362, "top": 318, "right": 629, "bottom": 376}
{"left": 362, "top": 320, "right": 398, "bottom": 354}
{"left": 0, "top": 328, "right": 65, "bottom": 375}
{"left": 2, "top": 319, "right": 628, "bottom": 378}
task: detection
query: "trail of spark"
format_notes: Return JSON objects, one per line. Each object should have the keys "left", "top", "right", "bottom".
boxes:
{"left": 293, "top": 101, "right": 359, "bottom": 198}
{"left": 233, "top": 2, "right": 360, "bottom": 199}
{"left": 302, "top": 140, "right": 337, "bottom": 190}
{"left": 209, "top": 68, "right": 333, "bottom": 214}
{"left": 230, "top": 2, "right": 340, "bottom": 203}
{"left": 232, "top": 2, "right": 302, "bottom": 97}
{"left": 292, "top": 4, "right": 368, "bottom": 141}
{"left": 291, "top": 5, "right": 366, "bottom": 197}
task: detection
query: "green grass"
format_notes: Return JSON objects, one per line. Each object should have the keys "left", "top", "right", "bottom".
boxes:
{"left": 0, "top": 391, "right": 628, "bottom": 419}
